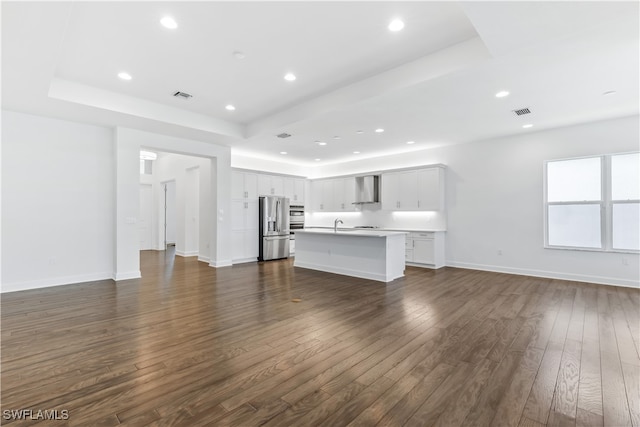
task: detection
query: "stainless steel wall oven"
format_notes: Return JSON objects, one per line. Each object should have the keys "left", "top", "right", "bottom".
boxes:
{"left": 289, "top": 205, "right": 304, "bottom": 255}
{"left": 289, "top": 205, "right": 305, "bottom": 230}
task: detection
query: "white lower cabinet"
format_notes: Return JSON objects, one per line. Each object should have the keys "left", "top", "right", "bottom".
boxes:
{"left": 405, "top": 231, "right": 445, "bottom": 268}
{"left": 231, "top": 199, "right": 259, "bottom": 263}
{"left": 232, "top": 230, "right": 258, "bottom": 263}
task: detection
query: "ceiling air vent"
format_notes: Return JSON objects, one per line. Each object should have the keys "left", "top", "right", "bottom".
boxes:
{"left": 173, "top": 91, "right": 193, "bottom": 99}
{"left": 513, "top": 107, "right": 531, "bottom": 116}
{"left": 276, "top": 133, "right": 292, "bottom": 139}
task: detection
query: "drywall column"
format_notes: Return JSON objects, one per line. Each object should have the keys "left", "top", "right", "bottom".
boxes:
{"left": 184, "top": 167, "right": 200, "bottom": 256}
{"left": 114, "top": 128, "right": 141, "bottom": 280}
{"left": 210, "top": 152, "right": 233, "bottom": 267}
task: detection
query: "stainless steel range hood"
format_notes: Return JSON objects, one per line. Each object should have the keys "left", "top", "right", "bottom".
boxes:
{"left": 353, "top": 175, "right": 380, "bottom": 204}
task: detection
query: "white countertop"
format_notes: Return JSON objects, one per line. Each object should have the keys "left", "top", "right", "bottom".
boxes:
{"left": 295, "top": 228, "right": 407, "bottom": 238}
{"left": 300, "top": 226, "right": 446, "bottom": 233}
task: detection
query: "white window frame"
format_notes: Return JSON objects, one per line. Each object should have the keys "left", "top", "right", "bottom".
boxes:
{"left": 544, "top": 152, "right": 639, "bottom": 254}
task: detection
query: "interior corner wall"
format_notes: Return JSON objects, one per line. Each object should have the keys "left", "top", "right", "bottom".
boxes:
{"left": 1, "top": 110, "right": 115, "bottom": 292}
{"left": 184, "top": 167, "right": 200, "bottom": 256}
{"left": 313, "top": 115, "right": 640, "bottom": 288}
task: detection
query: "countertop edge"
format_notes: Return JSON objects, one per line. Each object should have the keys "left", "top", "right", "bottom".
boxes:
{"left": 301, "top": 227, "right": 446, "bottom": 232}
{"left": 295, "top": 229, "right": 407, "bottom": 238}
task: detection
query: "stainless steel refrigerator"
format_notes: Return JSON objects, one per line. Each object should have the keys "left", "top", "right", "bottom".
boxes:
{"left": 258, "top": 196, "right": 290, "bottom": 261}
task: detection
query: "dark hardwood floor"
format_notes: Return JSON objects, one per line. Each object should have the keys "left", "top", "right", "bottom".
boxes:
{"left": 1, "top": 250, "right": 639, "bottom": 426}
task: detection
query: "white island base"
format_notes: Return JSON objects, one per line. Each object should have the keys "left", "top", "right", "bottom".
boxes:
{"left": 293, "top": 229, "right": 406, "bottom": 283}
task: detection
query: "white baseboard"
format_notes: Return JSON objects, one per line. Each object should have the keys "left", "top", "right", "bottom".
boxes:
{"left": 198, "top": 256, "right": 210, "bottom": 263}
{"left": 446, "top": 261, "right": 639, "bottom": 289}
{"left": 176, "top": 250, "right": 199, "bottom": 257}
{"left": 1, "top": 272, "right": 114, "bottom": 293}
{"left": 113, "top": 271, "right": 142, "bottom": 281}
{"left": 209, "top": 260, "right": 233, "bottom": 268}
{"left": 232, "top": 257, "right": 258, "bottom": 265}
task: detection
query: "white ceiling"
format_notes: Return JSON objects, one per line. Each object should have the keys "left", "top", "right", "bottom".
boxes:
{"left": 2, "top": 1, "right": 638, "bottom": 167}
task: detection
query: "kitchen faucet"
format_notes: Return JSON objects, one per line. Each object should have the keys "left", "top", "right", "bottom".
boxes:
{"left": 334, "top": 218, "right": 343, "bottom": 232}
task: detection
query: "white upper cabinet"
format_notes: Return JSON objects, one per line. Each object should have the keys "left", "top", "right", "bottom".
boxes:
{"left": 258, "top": 174, "right": 285, "bottom": 197}
{"left": 417, "top": 168, "right": 444, "bottom": 211}
{"left": 308, "top": 165, "right": 445, "bottom": 213}
{"left": 333, "top": 177, "right": 356, "bottom": 211}
{"left": 381, "top": 173, "right": 398, "bottom": 211}
{"left": 271, "top": 176, "right": 284, "bottom": 196}
{"left": 383, "top": 171, "right": 418, "bottom": 210}
{"left": 294, "top": 179, "right": 305, "bottom": 204}
{"left": 310, "top": 179, "right": 330, "bottom": 211}
{"left": 382, "top": 166, "right": 445, "bottom": 211}
{"left": 310, "top": 180, "right": 321, "bottom": 211}
{"left": 310, "top": 177, "right": 357, "bottom": 212}
{"left": 284, "top": 178, "right": 305, "bottom": 204}
{"left": 232, "top": 171, "right": 258, "bottom": 199}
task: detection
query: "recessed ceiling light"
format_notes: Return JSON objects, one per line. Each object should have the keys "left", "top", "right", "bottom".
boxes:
{"left": 353, "top": 151, "right": 360, "bottom": 154}
{"left": 160, "top": 16, "right": 178, "bottom": 29}
{"left": 232, "top": 51, "right": 246, "bottom": 60}
{"left": 225, "top": 104, "right": 236, "bottom": 111}
{"left": 318, "top": 141, "right": 327, "bottom": 146}
{"left": 118, "top": 72, "right": 132, "bottom": 81}
{"left": 406, "top": 141, "right": 415, "bottom": 145}
{"left": 375, "top": 128, "right": 384, "bottom": 133}
{"left": 388, "top": 19, "right": 405, "bottom": 32}
{"left": 356, "top": 130, "right": 364, "bottom": 134}
{"left": 315, "top": 158, "right": 321, "bottom": 161}
{"left": 333, "top": 136, "right": 340, "bottom": 140}
{"left": 284, "top": 73, "right": 296, "bottom": 82}
{"left": 280, "top": 151, "right": 288, "bottom": 155}
{"left": 495, "top": 91, "right": 510, "bottom": 98}
{"left": 522, "top": 124, "right": 533, "bottom": 129}
{"left": 602, "top": 90, "right": 617, "bottom": 96}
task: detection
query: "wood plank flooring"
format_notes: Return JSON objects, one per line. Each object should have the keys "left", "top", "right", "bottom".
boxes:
{"left": 1, "top": 250, "right": 638, "bottom": 426}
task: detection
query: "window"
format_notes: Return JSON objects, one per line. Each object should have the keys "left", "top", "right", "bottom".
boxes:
{"left": 140, "top": 159, "right": 153, "bottom": 175}
{"left": 545, "top": 152, "right": 639, "bottom": 252}
{"left": 612, "top": 153, "right": 640, "bottom": 251}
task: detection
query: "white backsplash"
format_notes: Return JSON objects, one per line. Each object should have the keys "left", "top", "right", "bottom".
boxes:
{"left": 305, "top": 205, "right": 446, "bottom": 231}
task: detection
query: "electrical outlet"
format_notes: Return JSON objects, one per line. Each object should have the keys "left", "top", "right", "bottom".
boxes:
{"left": 622, "top": 257, "right": 629, "bottom": 266}
{"left": 497, "top": 249, "right": 503, "bottom": 256}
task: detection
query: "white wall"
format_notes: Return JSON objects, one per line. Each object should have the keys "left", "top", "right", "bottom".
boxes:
{"left": 1, "top": 110, "right": 115, "bottom": 292}
{"left": 306, "top": 115, "right": 640, "bottom": 288}
{"left": 231, "top": 152, "right": 307, "bottom": 176}
{"left": 153, "top": 153, "right": 207, "bottom": 257}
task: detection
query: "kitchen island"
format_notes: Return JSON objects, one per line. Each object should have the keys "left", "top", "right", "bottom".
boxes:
{"left": 293, "top": 229, "right": 406, "bottom": 282}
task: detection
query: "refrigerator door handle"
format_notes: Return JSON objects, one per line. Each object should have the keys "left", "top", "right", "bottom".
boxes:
{"left": 275, "top": 199, "right": 280, "bottom": 232}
